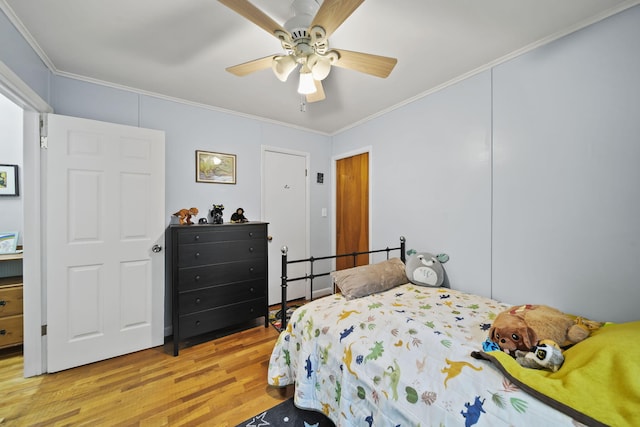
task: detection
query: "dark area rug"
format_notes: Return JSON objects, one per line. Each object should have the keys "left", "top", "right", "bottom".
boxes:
{"left": 236, "top": 398, "right": 335, "bottom": 427}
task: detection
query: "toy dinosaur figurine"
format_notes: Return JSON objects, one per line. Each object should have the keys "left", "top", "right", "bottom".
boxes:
{"left": 173, "top": 207, "right": 198, "bottom": 225}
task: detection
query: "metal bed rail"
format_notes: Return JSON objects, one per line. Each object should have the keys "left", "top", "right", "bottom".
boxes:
{"left": 279, "top": 236, "right": 406, "bottom": 330}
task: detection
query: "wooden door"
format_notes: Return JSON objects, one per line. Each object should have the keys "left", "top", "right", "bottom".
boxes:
{"left": 336, "top": 152, "right": 369, "bottom": 270}
{"left": 46, "top": 114, "right": 165, "bottom": 372}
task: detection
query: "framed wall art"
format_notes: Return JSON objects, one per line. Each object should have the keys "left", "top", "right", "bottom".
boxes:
{"left": 196, "top": 151, "right": 236, "bottom": 184}
{"left": 0, "top": 164, "right": 19, "bottom": 196}
{"left": 0, "top": 231, "right": 19, "bottom": 254}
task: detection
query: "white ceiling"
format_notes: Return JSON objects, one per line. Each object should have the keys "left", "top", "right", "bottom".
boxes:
{"left": 2, "top": 0, "right": 637, "bottom": 134}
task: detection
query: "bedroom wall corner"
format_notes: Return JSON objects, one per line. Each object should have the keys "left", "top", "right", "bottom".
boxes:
{"left": 332, "top": 72, "right": 493, "bottom": 299}
{"left": 491, "top": 5, "right": 640, "bottom": 323}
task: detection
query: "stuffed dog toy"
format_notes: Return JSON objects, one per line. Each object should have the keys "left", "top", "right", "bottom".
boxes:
{"left": 489, "top": 304, "right": 600, "bottom": 355}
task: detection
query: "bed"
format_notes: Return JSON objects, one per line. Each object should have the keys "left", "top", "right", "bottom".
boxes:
{"left": 268, "top": 239, "right": 639, "bottom": 426}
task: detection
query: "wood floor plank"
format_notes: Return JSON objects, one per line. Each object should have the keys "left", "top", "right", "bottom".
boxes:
{"left": 0, "top": 323, "right": 294, "bottom": 426}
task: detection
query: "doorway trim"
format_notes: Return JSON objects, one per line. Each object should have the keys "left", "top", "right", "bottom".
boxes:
{"left": 260, "top": 145, "right": 311, "bottom": 299}
{"left": 331, "top": 146, "right": 373, "bottom": 266}
{"left": 0, "top": 60, "right": 52, "bottom": 377}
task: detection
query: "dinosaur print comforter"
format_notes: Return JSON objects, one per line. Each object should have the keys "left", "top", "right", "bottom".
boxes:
{"left": 267, "top": 284, "right": 578, "bottom": 426}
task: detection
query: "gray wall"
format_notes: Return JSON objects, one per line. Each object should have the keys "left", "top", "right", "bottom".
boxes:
{"left": 2, "top": 5, "right": 638, "bottom": 323}
{"left": 47, "top": 78, "right": 334, "bottom": 331}
{"left": 332, "top": 72, "right": 493, "bottom": 299}
{"left": 1, "top": 11, "right": 333, "bottom": 333}
{"left": 491, "top": 6, "right": 640, "bottom": 322}
{"left": 50, "top": 76, "right": 333, "bottom": 231}
{"left": 333, "top": 6, "right": 640, "bottom": 323}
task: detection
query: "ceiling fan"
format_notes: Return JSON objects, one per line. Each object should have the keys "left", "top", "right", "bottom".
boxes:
{"left": 218, "top": 0, "right": 397, "bottom": 103}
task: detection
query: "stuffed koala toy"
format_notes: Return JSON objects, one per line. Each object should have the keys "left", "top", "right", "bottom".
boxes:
{"left": 405, "top": 251, "right": 449, "bottom": 287}
{"left": 489, "top": 304, "right": 601, "bottom": 355}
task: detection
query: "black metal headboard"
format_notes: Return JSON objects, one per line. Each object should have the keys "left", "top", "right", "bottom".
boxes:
{"left": 279, "top": 236, "right": 406, "bottom": 330}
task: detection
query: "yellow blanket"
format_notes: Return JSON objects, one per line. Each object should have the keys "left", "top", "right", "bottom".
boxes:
{"left": 474, "top": 321, "right": 640, "bottom": 427}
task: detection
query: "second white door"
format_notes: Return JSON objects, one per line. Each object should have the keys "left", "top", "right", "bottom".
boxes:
{"left": 263, "top": 148, "right": 308, "bottom": 305}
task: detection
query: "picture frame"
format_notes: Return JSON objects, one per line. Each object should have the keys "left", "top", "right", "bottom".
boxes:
{"left": 0, "top": 164, "right": 19, "bottom": 196}
{"left": 196, "top": 150, "right": 236, "bottom": 184}
{"left": 0, "top": 231, "right": 19, "bottom": 254}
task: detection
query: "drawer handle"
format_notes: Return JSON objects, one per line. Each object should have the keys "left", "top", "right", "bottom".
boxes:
{"left": 195, "top": 252, "right": 200, "bottom": 258}
{"left": 0, "top": 300, "right": 6, "bottom": 306}
{"left": 249, "top": 287, "right": 254, "bottom": 293}
{"left": 0, "top": 329, "right": 5, "bottom": 336}
{"left": 195, "top": 321, "right": 200, "bottom": 326}
{"left": 249, "top": 267, "right": 254, "bottom": 273}
{"left": 195, "top": 275, "right": 201, "bottom": 281}
{"left": 248, "top": 247, "right": 254, "bottom": 253}
{"left": 194, "top": 235, "right": 200, "bottom": 241}
{"left": 249, "top": 232, "right": 254, "bottom": 237}
{"left": 195, "top": 298, "right": 201, "bottom": 304}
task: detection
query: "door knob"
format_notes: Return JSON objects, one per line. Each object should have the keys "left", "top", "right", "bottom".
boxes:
{"left": 152, "top": 245, "right": 162, "bottom": 253}
{"left": 267, "top": 235, "right": 273, "bottom": 241}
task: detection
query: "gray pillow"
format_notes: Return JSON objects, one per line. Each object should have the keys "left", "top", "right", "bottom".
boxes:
{"left": 331, "top": 258, "right": 407, "bottom": 300}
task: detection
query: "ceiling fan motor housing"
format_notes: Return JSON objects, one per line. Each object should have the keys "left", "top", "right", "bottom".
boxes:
{"left": 285, "top": 0, "right": 320, "bottom": 40}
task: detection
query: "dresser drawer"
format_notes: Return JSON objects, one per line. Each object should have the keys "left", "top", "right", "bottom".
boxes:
{"left": 0, "top": 314, "right": 23, "bottom": 348}
{"left": 178, "top": 260, "right": 266, "bottom": 291}
{"left": 178, "top": 279, "right": 266, "bottom": 315}
{"left": 0, "top": 285, "right": 23, "bottom": 317}
{"left": 178, "top": 240, "right": 265, "bottom": 267}
{"left": 178, "top": 297, "right": 267, "bottom": 339}
{"left": 177, "top": 225, "right": 266, "bottom": 245}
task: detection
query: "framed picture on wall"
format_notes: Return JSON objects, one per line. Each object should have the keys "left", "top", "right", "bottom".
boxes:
{"left": 196, "top": 151, "right": 236, "bottom": 184}
{"left": 0, "top": 231, "right": 19, "bottom": 254}
{"left": 0, "top": 164, "right": 19, "bottom": 196}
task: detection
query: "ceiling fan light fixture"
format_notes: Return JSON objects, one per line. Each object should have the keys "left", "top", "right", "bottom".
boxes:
{"left": 309, "top": 51, "right": 338, "bottom": 81}
{"left": 272, "top": 55, "right": 297, "bottom": 82}
{"left": 297, "top": 70, "right": 317, "bottom": 95}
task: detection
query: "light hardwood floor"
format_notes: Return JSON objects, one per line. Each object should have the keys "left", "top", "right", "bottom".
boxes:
{"left": 0, "top": 322, "right": 294, "bottom": 426}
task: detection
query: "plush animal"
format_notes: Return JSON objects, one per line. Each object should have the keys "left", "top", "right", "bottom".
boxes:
{"left": 404, "top": 251, "right": 449, "bottom": 287}
{"left": 515, "top": 340, "right": 565, "bottom": 372}
{"left": 173, "top": 207, "right": 198, "bottom": 225}
{"left": 210, "top": 204, "right": 224, "bottom": 224}
{"left": 488, "top": 304, "right": 601, "bottom": 355}
{"left": 230, "top": 207, "right": 248, "bottom": 223}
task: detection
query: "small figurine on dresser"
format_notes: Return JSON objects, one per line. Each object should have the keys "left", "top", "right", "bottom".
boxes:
{"left": 210, "top": 204, "right": 225, "bottom": 224}
{"left": 230, "top": 207, "right": 249, "bottom": 223}
{"left": 173, "top": 207, "right": 198, "bottom": 225}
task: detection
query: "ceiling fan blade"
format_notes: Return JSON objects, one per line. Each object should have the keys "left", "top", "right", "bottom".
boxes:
{"left": 311, "top": 0, "right": 364, "bottom": 38}
{"left": 334, "top": 49, "right": 397, "bottom": 78}
{"left": 218, "top": 0, "right": 287, "bottom": 37}
{"left": 306, "top": 80, "right": 326, "bottom": 103}
{"left": 226, "top": 55, "right": 276, "bottom": 77}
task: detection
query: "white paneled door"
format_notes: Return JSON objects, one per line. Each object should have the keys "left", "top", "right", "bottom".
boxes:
{"left": 263, "top": 149, "right": 308, "bottom": 305}
{"left": 46, "top": 114, "right": 165, "bottom": 373}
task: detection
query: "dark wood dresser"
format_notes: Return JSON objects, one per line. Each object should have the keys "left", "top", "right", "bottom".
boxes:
{"left": 166, "top": 222, "right": 269, "bottom": 355}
